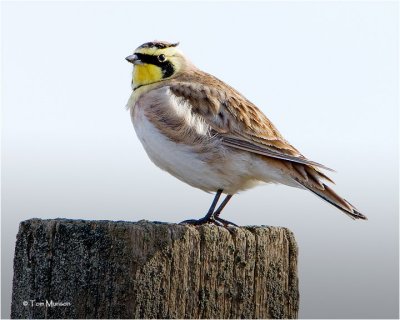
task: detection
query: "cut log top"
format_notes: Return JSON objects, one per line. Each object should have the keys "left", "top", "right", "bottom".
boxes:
{"left": 11, "top": 218, "right": 299, "bottom": 319}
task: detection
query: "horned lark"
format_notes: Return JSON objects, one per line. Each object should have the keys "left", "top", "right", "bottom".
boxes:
{"left": 126, "top": 41, "right": 367, "bottom": 225}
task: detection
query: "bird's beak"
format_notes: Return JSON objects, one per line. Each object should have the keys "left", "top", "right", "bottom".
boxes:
{"left": 125, "top": 54, "right": 142, "bottom": 65}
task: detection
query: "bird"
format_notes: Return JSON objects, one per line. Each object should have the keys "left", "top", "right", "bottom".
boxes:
{"left": 125, "top": 40, "right": 367, "bottom": 226}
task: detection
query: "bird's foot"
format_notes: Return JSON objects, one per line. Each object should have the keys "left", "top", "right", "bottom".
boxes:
{"left": 180, "top": 216, "right": 217, "bottom": 226}
{"left": 180, "top": 216, "right": 238, "bottom": 227}
{"left": 214, "top": 216, "right": 238, "bottom": 227}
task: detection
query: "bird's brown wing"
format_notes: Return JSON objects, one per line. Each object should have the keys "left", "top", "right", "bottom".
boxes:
{"left": 167, "top": 72, "right": 369, "bottom": 220}
{"left": 168, "top": 71, "right": 333, "bottom": 171}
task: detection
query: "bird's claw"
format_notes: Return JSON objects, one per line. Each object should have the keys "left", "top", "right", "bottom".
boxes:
{"left": 180, "top": 216, "right": 238, "bottom": 228}
{"left": 214, "top": 216, "right": 238, "bottom": 227}
{"left": 180, "top": 218, "right": 208, "bottom": 225}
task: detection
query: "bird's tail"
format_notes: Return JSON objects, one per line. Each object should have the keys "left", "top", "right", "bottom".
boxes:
{"left": 290, "top": 164, "right": 367, "bottom": 220}
{"left": 300, "top": 180, "right": 367, "bottom": 220}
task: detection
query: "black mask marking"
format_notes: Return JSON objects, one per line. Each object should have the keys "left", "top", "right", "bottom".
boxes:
{"left": 135, "top": 53, "right": 175, "bottom": 78}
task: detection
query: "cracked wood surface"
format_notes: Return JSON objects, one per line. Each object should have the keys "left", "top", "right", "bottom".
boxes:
{"left": 11, "top": 219, "right": 299, "bottom": 319}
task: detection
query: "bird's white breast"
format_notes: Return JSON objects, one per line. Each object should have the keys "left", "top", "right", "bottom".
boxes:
{"left": 128, "top": 86, "right": 289, "bottom": 194}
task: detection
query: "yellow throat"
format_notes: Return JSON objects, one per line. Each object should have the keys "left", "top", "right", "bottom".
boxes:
{"left": 132, "top": 64, "right": 163, "bottom": 88}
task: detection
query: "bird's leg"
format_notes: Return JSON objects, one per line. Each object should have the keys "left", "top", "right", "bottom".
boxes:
{"left": 180, "top": 190, "right": 223, "bottom": 225}
{"left": 213, "top": 195, "right": 238, "bottom": 226}
{"left": 213, "top": 194, "right": 233, "bottom": 218}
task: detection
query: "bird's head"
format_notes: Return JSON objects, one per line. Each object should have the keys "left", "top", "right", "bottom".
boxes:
{"left": 126, "top": 41, "right": 186, "bottom": 90}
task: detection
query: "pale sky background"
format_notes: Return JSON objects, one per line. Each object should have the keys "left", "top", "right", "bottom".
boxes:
{"left": 1, "top": 1, "right": 399, "bottom": 318}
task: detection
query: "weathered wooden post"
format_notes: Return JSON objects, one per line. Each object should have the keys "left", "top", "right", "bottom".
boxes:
{"left": 11, "top": 219, "right": 299, "bottom": 319}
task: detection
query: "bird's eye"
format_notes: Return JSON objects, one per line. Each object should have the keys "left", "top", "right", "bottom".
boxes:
{"left": 158, "top": 54, "right": 166, "bottom": 62}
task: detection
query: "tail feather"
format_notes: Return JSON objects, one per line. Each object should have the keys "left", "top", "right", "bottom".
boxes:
{"left": 297, "top": 179, "right": 367, "bottom": 220}
{"left": 261, "top": 156, "right": 367, "bottom": 220}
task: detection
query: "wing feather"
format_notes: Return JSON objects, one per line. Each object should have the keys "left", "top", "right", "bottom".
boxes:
{"left": 169, "top": 71, "right": 333, "bottom": 171}
{"left": 221, "top": 136, "right": 334, "bottom": 171}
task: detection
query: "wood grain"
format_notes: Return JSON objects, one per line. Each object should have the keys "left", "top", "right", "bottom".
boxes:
{"left": 11, "top": 219, "right": 298, "bottom": 319}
